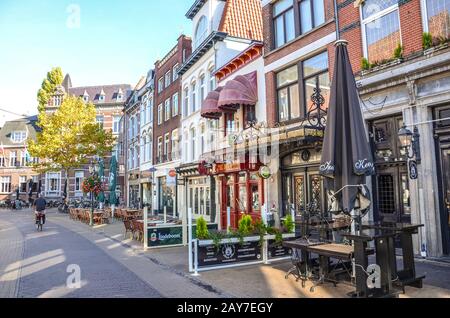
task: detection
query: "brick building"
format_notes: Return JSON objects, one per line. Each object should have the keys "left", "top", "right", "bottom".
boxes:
{"left": 152, "top": 35, "right": 192, "bottom": 216}
{"left": 45, "top": 74, "right": 131, "bottom": 201}
{"left": 261, "top": 0, "right": 450, "bottom": 257}
{"left": 0, "top": 116, "right": 40, "bottom": 202}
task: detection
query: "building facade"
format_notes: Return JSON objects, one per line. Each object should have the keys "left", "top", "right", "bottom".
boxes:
{"left": 177, "top": 0, "right": 264, "bottom": 230}
{"left": 0, "top": 116, "right": 40, "bottom": 202}
{"left": 45, "top": 74, "right": 131, "bottom": 202}
{"left": 260, "top": 0, "right": 450, "bottom": 258}
{"left": 153, "top": 35, "right": 192, "bottom": 217}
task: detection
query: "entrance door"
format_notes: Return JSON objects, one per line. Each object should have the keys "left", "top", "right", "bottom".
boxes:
{"left": 287, "top": 169, "right": 326, "bottom": 215}
{"left": 375, "top": 166, "right": 411, "bottom": 223}
{"left": 438, "top": 139, "right": 450, "bottom": 254}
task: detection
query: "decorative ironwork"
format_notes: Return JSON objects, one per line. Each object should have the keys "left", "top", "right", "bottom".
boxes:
{"left": 305, "top": 81, "right": 327, "bottom": 131}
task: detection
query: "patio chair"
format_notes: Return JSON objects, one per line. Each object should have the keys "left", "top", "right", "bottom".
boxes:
{"left": 132, "top": 219, "right": 144, "bottom": 242}
{"left": 123, "top": 220, "right": 133, "bottom": 239}
{"left": 285, "top": 247, "right": 309, "bottom": 288}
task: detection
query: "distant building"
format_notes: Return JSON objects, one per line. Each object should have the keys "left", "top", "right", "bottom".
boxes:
{"left": 0, "top": 116, "right": 40, "bottom": 202}
{"left": 44, "top": 74, "right": 132, "bottom": 201}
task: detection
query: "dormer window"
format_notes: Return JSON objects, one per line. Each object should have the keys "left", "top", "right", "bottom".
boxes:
{"left": 99, "top": 89, "right": 106, "bottom": 102}
{"left": 83, "top": 91, "right": 89, "bottom": 102}
{"left": 194, "top": 16, "right": 208, "bottom": 49}
{"left": 11, "top": 131, "right": 27, "bottom": 143}
{"left": 117, "top": 88, "right": 124, "bottom": 101}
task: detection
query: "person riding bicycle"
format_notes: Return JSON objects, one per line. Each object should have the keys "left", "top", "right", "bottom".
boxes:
{"left": 34, "top": 193, "right": 47, "bottom": 225}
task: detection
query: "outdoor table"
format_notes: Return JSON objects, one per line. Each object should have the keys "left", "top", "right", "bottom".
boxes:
{"left": 343, "top": 229, "right": 400, "bottom": 298}
{"left": 362, "top": 222, "right": 425, "bottom": 291}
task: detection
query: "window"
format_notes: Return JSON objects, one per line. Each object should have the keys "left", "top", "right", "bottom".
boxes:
{"left": 361, "top": 0, "right": 400, "bottom": 62}
{"left": 184, "top": 132, "right": 189, "bottom": 162}
{"left": 0, "top": 156, "right": 5, "bottom": 167}
{"left": 53, "top": 95, "right": 62, "bottom": 106}
{"left": 158, "top": 104, "right": 163, "bottom": 125}
{"left": 190, "top": 127, "right": 196, "bottom": 161}
{"left": 11, "top": 131, "right": 27, "bottom": 143}
{"left": 19, "top": 176, "right": 27, "bottom": 193}
{"left": 199, "top": 74, "right": 206, "bottom": 103}
{"left": 20, "top": 151, "right": 27, "bottom": 167}
{"left": 117, "top": 94, "right": 123, "bottom": 102}
{"left": 200, "top": 124, "right": 205, "bottom": 155}
{"left": 277, "top": 65, "right": 300, "bottom": 122}
{"left": 147, "top": 97, "right": 153, "bottom": 123}
{"left": 172, "top": 93, "right": 179, "bottom": 117}
{"left": 113, "top": 116, "right": 121, "bottom": 133}
{"left": 129, "top": 148, "right": 134, "bottom": 169}
{"left": 299, "top": 0, "right": 325, "bottom": 34}
{"left": 225, "top": 113, "right": 237, "bottom": 136}
{"left": 423, "top": 0, "right": 450, "bottom": 38}
{"left": 140, "top": 104, "right": 146, "bottom": 126}
{"left": 128, "top": 117, "right": 133, "bottom": 140}
{"left": 157, "top": 137, "right": 163, "bottom": 162}
{"left": 209, "top": 69, "right": 216, "bottom": 91}
{"left": 75, "top": 171, "right": 84, "bottom": 194}
{"left": 191, "top": 82, "right": 197, "bottom": 113}
{"left": 276, "top": 52, "right": 330, "bottom": 122}
{"left": 303, "top": 52, "right": 330, "bottom": 113}
{"left": 141, "top": 136, "right": 146, "bottom": 163}
{"left": 32, "top": 176, "right": 38, "bottom": 193}
{"left": 172, "top": 129, "right": 179, "bottom": 160}
{"left": 96, "top": 115, "right": 104, "bottom": 128}
{"left": 158, "top": 77, "right": 164, "bottom": 93}
{"left": 165, "top": 99, "right": 171, "bottom": 121}
{"left": 165, "top": 71, "right": 171, "bottom": 88}
{"left": 9, "top": 151, "right": 17, "bottom": 167}
{"left": 145, "top": 134, "right": 152, "bottom": 163}
{"left": 273, "top": 0, "right": 295, "bottom": 48}
{"left": 164, "top": 133, "right": 170, "bottom": 159}
{"left": 173, "top": 64, "right": 179, "bottom": 82}
{"left": 194, "top": 16, "right": 208, "bottom": 49}
{"left": 46, "top": 172, "right": 61, "bottom": 196}
{"left": 135, "top": 145, "right": 139, "bottom": 168}
{"left": 184, "top": 87, "right": 189, "bottom": 116}
{"left": 0, "top": 176, "right": 11, "bottom": 193}
{"left": 99, "top": 94, "right": 105, "bottom": 102}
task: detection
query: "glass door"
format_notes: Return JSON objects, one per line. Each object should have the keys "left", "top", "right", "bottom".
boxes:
{"left": 439, "top": 143, "right": 450, "bottom": 254}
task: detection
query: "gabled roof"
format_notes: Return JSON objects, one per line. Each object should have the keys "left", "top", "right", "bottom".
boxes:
{"left": 0, "top": 116, "right": 40, "bottom": 146}
{"left": 186, "top": 0, "right": 225, "bottom": 20}
{"left": 69, "top": 84, "right": 132, "bottom": 104}
{"left": 219, "top": 0, "right": 263, "bottom": 41}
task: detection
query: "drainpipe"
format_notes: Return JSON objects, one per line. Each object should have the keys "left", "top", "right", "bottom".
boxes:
{"left": 334, "top": 0, "right": 340, "bottom": 40}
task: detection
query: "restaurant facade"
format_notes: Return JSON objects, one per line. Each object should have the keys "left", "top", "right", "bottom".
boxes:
{"left": 259, "top": 0, "right": 450, "bottom": 258}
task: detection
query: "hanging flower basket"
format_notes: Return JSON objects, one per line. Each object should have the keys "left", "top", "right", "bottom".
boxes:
{"left": 82, "top": 176, "right": 105, "bottom": 196}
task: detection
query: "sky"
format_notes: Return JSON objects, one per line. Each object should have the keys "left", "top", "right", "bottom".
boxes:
{"left": 0, "top": 0, "right": 193, "bottom": 125}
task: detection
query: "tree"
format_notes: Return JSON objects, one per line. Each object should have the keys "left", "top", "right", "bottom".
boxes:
{"left": 28, "top": 96, "right": 116, "bottom": 202}
{"left": 37, "top": 67, "right": 64, "bottom": 113}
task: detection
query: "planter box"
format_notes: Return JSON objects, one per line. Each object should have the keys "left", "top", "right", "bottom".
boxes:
{"left": 265, "top": 233, "right": 296, "bottom": 259}
{"left": 196, "top": 236, "right": 262, "bottom": 268}
{"left": 424, "top": 43, "right": 448, "bottom": 56}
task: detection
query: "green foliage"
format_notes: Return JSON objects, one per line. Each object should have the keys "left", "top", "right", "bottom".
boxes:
{"left": 28, "top": 96, "right": 116, "bottom": 194}
{"left": 238, "top": 214, "right": 253, "bottom": 236}
{"left": 253, "top": 218, "right": 267, "bottom": 247}
{"left": 37, "top": 67, "right": 63, "bottom": 114}
{"left": 394, "top": 44, "right": 403, "bottom": 59}
{"left": 266, "top": 227, "right": 283, "bottom": 246}
{"left": 283, "top": 214, "right": 295, "bottom": 234}
{"left": 423, "top": 32, "right": 433, "bottom": 50}
{"left": 196, "top": 217, "right": 209, "bottom": 240}
{"left": 361, "top": 58, "right": 371, "bottom": 71}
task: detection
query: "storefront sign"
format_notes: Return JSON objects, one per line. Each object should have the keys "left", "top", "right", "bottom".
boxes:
{"left": 267, "top": 240, "right": 292, "bottom": 259}
{"left": 409, "top": 160, "right": 418, "bottom": 180}
{"left": 197, "top": 241, "right": 261, "bottom": 267}
{"left": 148, "top": 226, "right": 183, "bottom": 247}
{"left": 259, "top": 166, "right": 271, "bottom": 179}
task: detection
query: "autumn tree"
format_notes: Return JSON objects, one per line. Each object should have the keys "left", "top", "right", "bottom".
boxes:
{"left": 37, "top": 67, "right": 64, "bottom": 113}
{"left": 28, "top": 96, "right": 116, "bottom": 201}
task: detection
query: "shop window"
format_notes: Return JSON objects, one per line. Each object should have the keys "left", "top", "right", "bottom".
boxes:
{"left": 424, "top": 0, "right": 450, "bottom": 40}
{"left": 244, "top": 105, "right": 257, "bottom": 128}
{"left": 251, "top": 184, "right": 260, "bottom": 211}
{"left": 361, "top": 0, "right": 401, "bottom": 62}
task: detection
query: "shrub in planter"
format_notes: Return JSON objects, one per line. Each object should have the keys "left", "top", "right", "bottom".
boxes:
{"left": 283, "top": 214, "right": 295, "bottom": 234}
{"left": 266, "top": 227, "right": 283, "bottom": 246}
{"left": 394, "top": 44, "right": 403, "bottom": 59}
{"left": 238, "top": 214, "right": 253, "bottom": 236}
{"left": 253, "top": 218, "right": 267, "bottom": 246}
{"left": 196, "top": 216, "right": 209, "bottom": 240}
{"left": 423, "top": 32, "right": 433, "bottom": 50}
{"left": 361, "top": 57, "right": 371, "bottom": 71}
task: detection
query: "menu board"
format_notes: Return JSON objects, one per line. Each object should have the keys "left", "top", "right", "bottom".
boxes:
{"left": 267, "top": 240, "right": 292, "bottom": 259}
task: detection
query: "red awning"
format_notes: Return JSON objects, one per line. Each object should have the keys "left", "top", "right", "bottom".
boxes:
{"left": 218, "top": 71, "right": 258, "bottom": 112}
{"left": 201, "top": 87, "right": 223, "bottom": 119}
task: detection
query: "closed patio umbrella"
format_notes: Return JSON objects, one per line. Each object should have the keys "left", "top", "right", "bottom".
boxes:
{"left": 97, "top": 158, "right": 105, "bottom": 207}
{"left": 109, "top": 155, "right": 118, "bottom": 219}
{"left": 319, "top": 40, "right": 374, "bottom": 223}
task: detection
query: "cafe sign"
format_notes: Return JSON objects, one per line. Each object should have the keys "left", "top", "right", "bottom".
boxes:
{"left": 148, "top": 226, "right": 183, "bottom": 247}
{"left": 259, "top": 166, "right": 271, "bottom": 179}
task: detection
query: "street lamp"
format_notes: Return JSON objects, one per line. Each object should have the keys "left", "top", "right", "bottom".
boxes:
{"left": 398, "top": 124, "right": 421, "bottom": 161}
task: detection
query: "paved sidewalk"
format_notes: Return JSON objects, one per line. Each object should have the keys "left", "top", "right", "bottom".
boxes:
{"left": 59, "top": 213, "right": 450, "bottom": 298}
{"left": 0, "top": 217, "right": 24, "bottom": 298}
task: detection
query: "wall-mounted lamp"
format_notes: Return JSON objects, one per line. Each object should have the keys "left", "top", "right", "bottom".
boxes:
{"left": 398, "top": 125, "right": 421, "bottom": 162}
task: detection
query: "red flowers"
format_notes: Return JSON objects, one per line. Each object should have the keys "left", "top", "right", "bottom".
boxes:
{"left": 82, "top": 176, "right": 105, "bottom": 196}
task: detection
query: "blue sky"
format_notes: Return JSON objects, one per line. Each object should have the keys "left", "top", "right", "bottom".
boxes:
{"left": 0, "top": 0, "right": 193, "bottom": 123}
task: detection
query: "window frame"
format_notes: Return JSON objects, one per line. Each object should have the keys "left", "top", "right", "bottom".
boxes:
{"left": 0, "top": 176, "right": 11, "bottom": 194}
{"left": 360, "top": 1, "right": 402, "bottom": 60}
{"left": 173, "top": 64, "right": 179, "bottom": 82}
{"left": 276, "top": 51, "right": 330, "bottom": 123}
{"left": 165, "top": 71, "right": 171, "bottom": 88}
{"left": 273, "top": 0, "right": 295, "bottom": 49}
{"left": 157, "top": 103, "right": 163, "bottom": 125}
{"left": 158, "top": 77, "right": 164, "bottom": 93}
{"left": 172, "top": 93, "right": 179, "bottom": 117}
{"left": 165, "top": 99, "right": 171, "bottom": 121}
